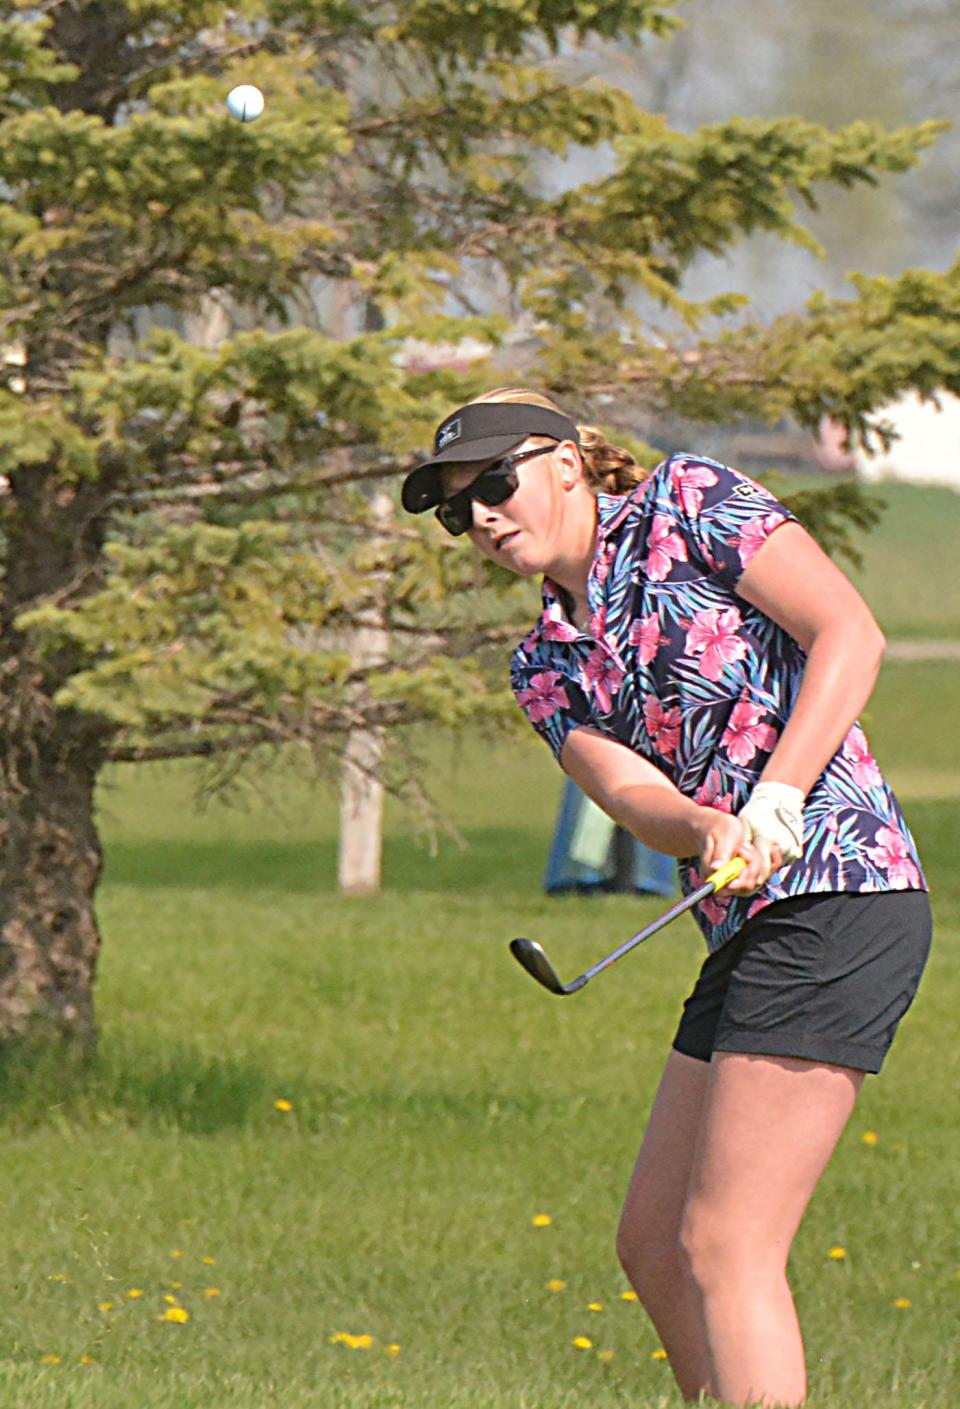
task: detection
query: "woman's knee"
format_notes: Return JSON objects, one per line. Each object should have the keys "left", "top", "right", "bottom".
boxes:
{"left": 678, "top": 1197, "right": 783, "bottom": 1290}
{"left": 616, "top": 1211, "right": 684, "bottom": 1299}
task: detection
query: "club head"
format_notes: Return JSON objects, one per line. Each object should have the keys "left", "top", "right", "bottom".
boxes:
{"left": 509, "top": 938, "right": 587, "bottom": 996}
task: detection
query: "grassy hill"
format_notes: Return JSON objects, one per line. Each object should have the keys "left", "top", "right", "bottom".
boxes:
{"left": 0, "top": 654, "right": 953, "bottom": 1407}
{"left": 844, "top": 481, "right": 960, "bottom": 640}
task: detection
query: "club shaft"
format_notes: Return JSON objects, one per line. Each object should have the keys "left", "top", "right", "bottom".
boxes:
{"left": 578, "top": 877, "right": 715, "bottom": 984}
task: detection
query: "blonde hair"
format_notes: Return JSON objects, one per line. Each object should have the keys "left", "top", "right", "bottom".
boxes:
{"left": 468, "top": 386, "right": 647, "bottom": 496}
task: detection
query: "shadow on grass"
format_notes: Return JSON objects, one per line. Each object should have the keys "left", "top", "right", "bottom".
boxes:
{"left": 102, "top": 827, "right": 549, "bottom": 895}
{"left": 0, "top": 1038, "right": 294, "bottom": 1134}
{"left": 0, "top": 1036, "right": 577, "bottom": 1136}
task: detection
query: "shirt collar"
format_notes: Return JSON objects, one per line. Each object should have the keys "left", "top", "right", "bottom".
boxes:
{"left": 595, "top": 483, "right": 649, "bottom": 540}
{"left": 537, "top": 482, "right": 650, "bottom": 627}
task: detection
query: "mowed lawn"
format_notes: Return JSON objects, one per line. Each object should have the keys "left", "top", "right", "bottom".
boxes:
{"left": 843, "top": 481, "right": 960, "bottom": 640}
{"left": 0, "top": 655, "right": 957, "bottom": 1405}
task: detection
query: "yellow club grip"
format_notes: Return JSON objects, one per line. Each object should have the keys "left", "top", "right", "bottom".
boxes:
{"left": 705, "top": 855, "right": 747, "bottom": 891}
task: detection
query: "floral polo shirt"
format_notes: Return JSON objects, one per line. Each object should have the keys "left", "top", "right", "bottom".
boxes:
{"left": 510, "top": 453, "right": 927, "bottom": 952}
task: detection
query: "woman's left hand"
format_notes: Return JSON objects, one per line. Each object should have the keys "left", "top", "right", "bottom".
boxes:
{"left": 694, "top": 806, "right": 783, "bottom": 894}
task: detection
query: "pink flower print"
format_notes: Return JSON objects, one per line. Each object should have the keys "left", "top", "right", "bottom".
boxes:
{"left": 595, "top": 541, "right": 615, "bottom": 586}
{"left": 699, "top": 890, "right": 732, "bottom": 927}
{"left": 737, "top": 512, "right": 786, "bottom": 567}
{"left": 643, "top": 696, "right": 682, "bottom": 759}
{"left": 747, "top": 896, "right": 769, "bottom": 920}
{"left": 720, "top": 700, "right": 779, "bottom": 766}
{"left": 671, "top": 460, "right": 718, "bottom": 518}
{"left": 629, "top": 612, "right": 668, "bottom": 665}
{"left": 542, "top": 615, "right": 579, "bottom": 643}
{"left": 694, "top": 768, "right": 734, "bottom": 814}
{"left": 842, "top": 724, "right": 883, "bottom": 791}
{"left": 516, "top": 670, "right": 570, "bottom": 724}
{"left": 865, "top": 825, "right": 921, "bottom": 889}
{"left": 644, "top": 514, "right": 688, "bottom": 582}
{"left": 685, "top": 607, "right": 749, "bottom": 682}
{"left": 582, "top": 647, "right": 624, "bottom": 714}
{"left": 588, "top": 604, "right": 607, "bottom": 638}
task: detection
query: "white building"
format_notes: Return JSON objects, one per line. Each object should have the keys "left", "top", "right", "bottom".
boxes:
{"left": 853, "top": 391, "right": 960, "bottom": 493}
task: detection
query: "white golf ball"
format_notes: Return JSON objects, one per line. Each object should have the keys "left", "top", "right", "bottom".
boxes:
{"left": 226, "top": 85, "right": 265, "bottom": 122}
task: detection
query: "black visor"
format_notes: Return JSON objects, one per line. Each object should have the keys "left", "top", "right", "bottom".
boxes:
{"left": 401, "top": 402, "right": 580, "bottom": 514}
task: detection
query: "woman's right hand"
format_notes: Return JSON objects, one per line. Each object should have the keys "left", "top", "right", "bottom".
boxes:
{"left": 692, "top": 806, "right": 782, "bottom": 894}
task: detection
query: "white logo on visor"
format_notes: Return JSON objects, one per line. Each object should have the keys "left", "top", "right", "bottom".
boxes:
{"left": 436, "top": 418, "right": 462, "bottom": 451}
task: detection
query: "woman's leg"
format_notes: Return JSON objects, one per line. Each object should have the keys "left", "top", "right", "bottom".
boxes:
{"left": 616, "top": 1049, "right": 714, "bottom": 1399}
{"left": 679, "top": 1052, "right": 865, "bottom": 1407}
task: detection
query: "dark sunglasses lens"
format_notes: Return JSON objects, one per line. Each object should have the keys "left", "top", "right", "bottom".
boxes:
{"left": 435, "top": 463, "right": 519, "bottom": 536}
{"left": 436, "top": 498, "right": 470, "bottom": 535}
{"left": 472, "top": 466, "right": 518, "bottom": 505}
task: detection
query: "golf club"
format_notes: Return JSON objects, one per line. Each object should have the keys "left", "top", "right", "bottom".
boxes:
{"left": 509, "top": 855, "right": 746, "bottom": 996}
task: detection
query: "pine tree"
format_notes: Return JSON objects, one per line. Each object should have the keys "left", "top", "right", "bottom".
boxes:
{"left": 0, "top": 0, "right": 955, "bottom": 1049}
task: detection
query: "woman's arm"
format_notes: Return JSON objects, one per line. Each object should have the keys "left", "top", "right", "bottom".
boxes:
{"left": 736, "top": 521, "right": 887, "bottom": 795}
{"left": 560, "top": 727, "right": 768, "bottom": 893}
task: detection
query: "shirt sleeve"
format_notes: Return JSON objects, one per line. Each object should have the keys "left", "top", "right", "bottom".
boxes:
{"left": 655, "top": 454, "right": 799, "bottom": 592}
{"left": 510, "top": 649, "right": 598, "bottom": 764}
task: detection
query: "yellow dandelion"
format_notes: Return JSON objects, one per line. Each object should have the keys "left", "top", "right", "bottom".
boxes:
{"left": 620, "top": 1289, "right": 638, "bottom": 1301}
{"left": 546, "top": 1279, "right": 566, "bottom": 1292}
{"left": 587, "top": 1301, "right": 603, "bottom": 1312}
{"left": 572, "top": 1336, "right": 593, "bottom": 1350}
{"left": 862, "top": 1131, "right": 878, "bottom": 1146}
{"left": 329, "top": 1332, "right": 373, "bottom": 1350}
{"left": 893, "top": 1298, "right": 912, "bottom": 1310}
{"left": 41, "top": 1354, "right": 61, "bottom": 1365}
{"left": 597, "top": 1349, "right": 615, "bottom": 1363}
{"left": 163, "top": 1294, "right": 179, "bottom": 1305}
{"left": 532, "top": 1213, "right": 552, "bottom": 1227}
{"left": 274, "top": 1099, "right": 293, "bottom": 1112}
{"left": 49, "top": 1274, "right": 69, "bottom": 1284}
{"left": 79, "top": 1355, "right": 95, "bottom": 1366}
{"left": 829, "top": 1247, "right": 847, "bottom": 1260}
{"left": 385, "top": 1344, "right": 401, "bottom": 1356}
{"left": 202, "top": 1256, "right": 216, "bottom": 1265}
{"left": 170, "top": 1249, "right": 183, "bottom": 1258}
{"left": 652, "top": 1348, "right": 668, "bottom": 1361}
{"left": 204, "top": 1287, "right": 221, "bottom": 1298}
{"left": 160, "top": 1307, "right": 190, "bottom": 1323}
{"left": 352, "top": 1334, "right": 373, "bottom": 1349}
{"left": 127, "top": 1289, "right": 143, "bottom": 1300}
{"left": 98, "top": 1302, "right": 114, "bottom": 1313}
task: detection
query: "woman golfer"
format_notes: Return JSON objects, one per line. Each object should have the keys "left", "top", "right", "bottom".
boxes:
{"left": 402, "top": 388, "right": 932, "bottom": 1408}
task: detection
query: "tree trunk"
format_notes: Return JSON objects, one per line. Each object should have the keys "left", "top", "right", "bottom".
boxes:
{"left": 337, "top": 481, "right": 392, "bottom": 895}
{"left": 1, "top": 462, "right": 114, "bottom": 1054}
{"left": 338, "top": 710, "right": 387, "bottom": 895}
{"left": 183, "top": 291, "right": 231, "bottom": 350}
{"left": 0, "top": 707, "right": 105, "bottom": 1053}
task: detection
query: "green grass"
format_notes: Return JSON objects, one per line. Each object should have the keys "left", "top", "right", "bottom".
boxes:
{"left": 819, "top": 480, "right": 960, "bottom": 640}
{"left": 0, "top": 658, "right": 956, "bottom": 1407}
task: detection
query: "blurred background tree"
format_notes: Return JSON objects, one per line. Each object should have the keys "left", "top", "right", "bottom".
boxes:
{"left": 0, "top": 0, "right": 956, "bottom": 1051}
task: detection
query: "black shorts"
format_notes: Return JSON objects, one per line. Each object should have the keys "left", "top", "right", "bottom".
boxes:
{"left": 673, "top": 890, "right": 932, "bottom": 1074}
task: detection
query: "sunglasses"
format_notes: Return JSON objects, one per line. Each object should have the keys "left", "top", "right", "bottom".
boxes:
{"left": 435, "top": 444, "right": 558, "bottom": 536}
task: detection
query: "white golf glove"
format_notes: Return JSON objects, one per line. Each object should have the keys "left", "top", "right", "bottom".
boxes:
{"left": 738, "top": 782, "right": 805, "bottom": 868}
